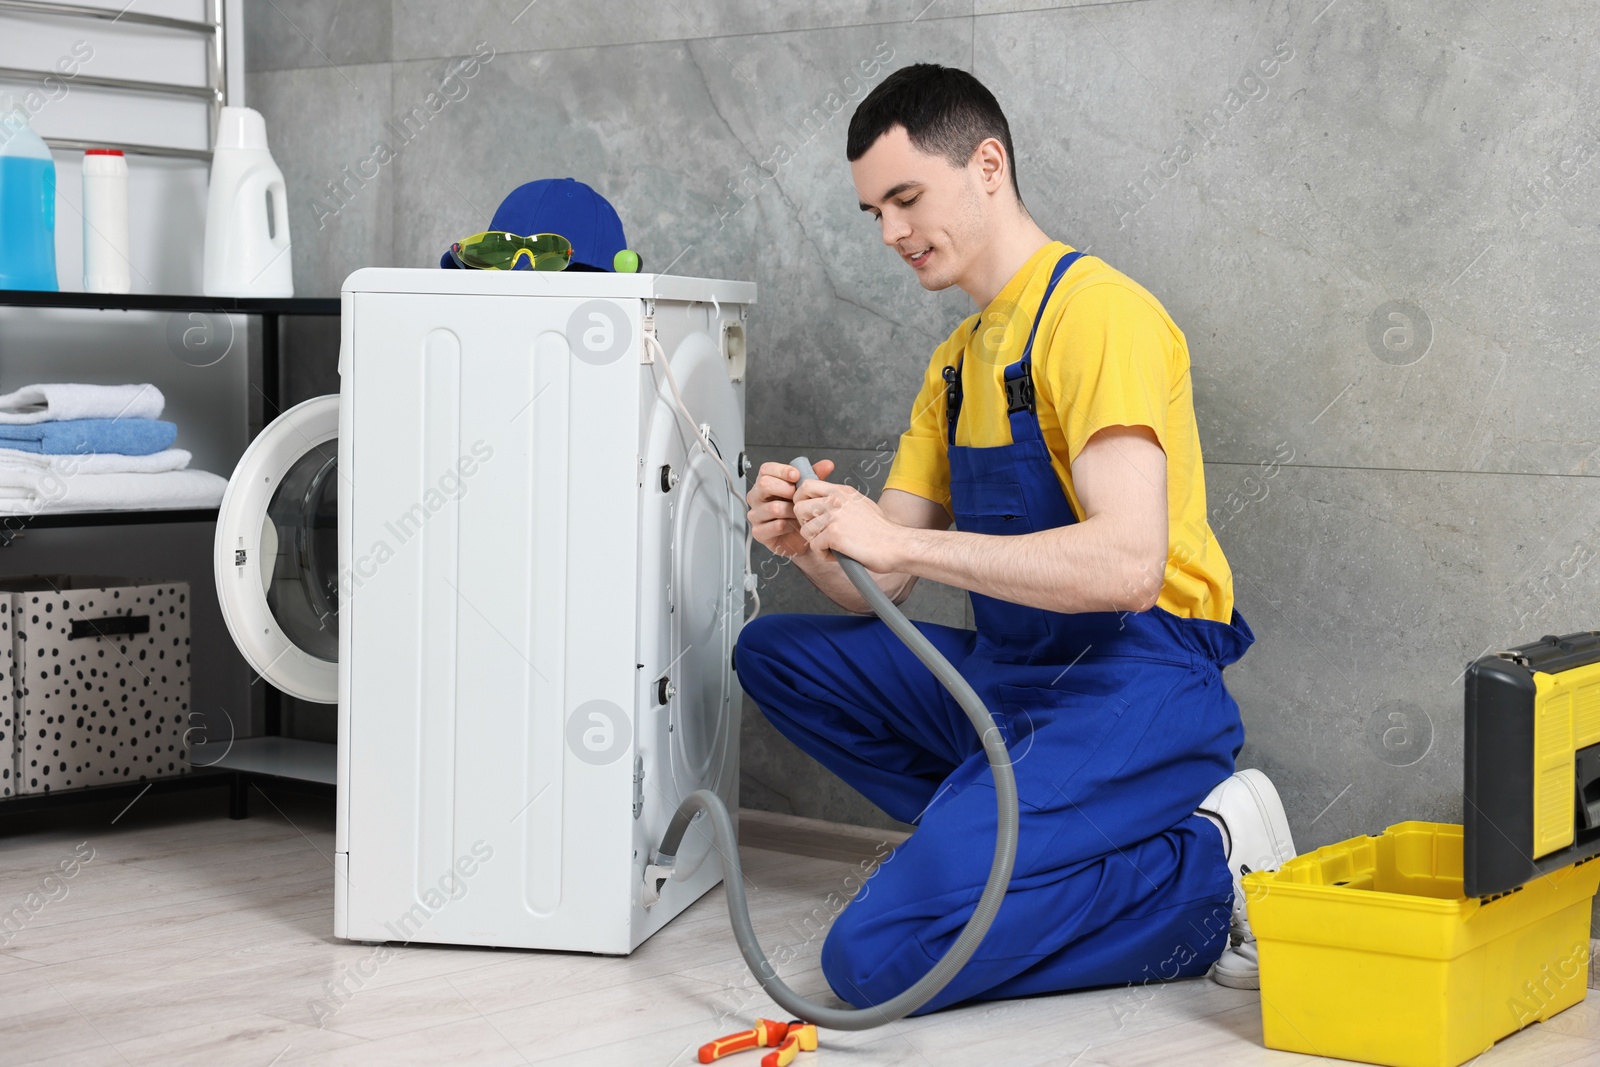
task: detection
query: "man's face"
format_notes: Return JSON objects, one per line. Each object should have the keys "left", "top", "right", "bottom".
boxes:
{"left": 852, "top": 125, "right": 985, "bottom": 293}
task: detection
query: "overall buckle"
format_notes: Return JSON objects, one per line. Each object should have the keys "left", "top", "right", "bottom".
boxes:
{"left": 943, "top": 365, "right": 963, "bottom": 427}
{"left": 1003, "top": 373, "right": 1035, "bottom": 414}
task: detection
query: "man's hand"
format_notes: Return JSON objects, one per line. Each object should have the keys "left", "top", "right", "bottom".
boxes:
{"left": 747, "top": 459, "right": 838, "bottom": 560}
{"left": 793, "top": 475, "right": 906, "bottom": 571}
{"left": 748, "top": 459, "right": 951, "bottom": 613}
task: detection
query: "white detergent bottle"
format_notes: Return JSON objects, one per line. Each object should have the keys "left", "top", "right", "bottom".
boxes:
{"left": 82, "top": 148, "right": 130, "bottom": 294}
{"left": 203, "top": 106, "right": 293, "bottom": 297}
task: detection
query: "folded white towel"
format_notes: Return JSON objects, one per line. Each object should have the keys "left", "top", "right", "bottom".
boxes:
{"left": 0, "top": 383, "right": 164, "bottom": 424}
{"left": 0, "top": 468, "right": 226, "bottom": 514}
{"left": 0, "top": 447, "right": 191, "bottom": 475}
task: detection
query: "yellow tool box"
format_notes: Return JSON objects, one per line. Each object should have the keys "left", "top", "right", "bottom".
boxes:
{"left": 1246, "top": 631, "right": 1600, "bottom": 1067}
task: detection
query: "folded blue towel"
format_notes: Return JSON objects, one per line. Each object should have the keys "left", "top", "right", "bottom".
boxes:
{"left": 0, "top": 419, "right": 178, "bottom": 456}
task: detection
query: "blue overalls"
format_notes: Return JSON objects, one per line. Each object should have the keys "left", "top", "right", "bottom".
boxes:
{"left": 734, "top": 250, "right": 1256, "bottom": 1013}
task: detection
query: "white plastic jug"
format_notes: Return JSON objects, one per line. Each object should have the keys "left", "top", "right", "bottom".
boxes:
{"left": 203, "top": 106, "right": 293, "bottom": 297}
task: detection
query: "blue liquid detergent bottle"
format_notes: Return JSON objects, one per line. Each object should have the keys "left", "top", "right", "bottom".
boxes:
{"left": 0, "top": 93, "right": 59, "bottom": 292}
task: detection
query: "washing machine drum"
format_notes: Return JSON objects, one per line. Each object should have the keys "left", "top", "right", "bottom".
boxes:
{"left": 215, "top": 395, "right": 341, "bottom": 704}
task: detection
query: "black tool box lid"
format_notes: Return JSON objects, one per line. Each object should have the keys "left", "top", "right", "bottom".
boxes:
{"left": 1464, "top": 631, "right": 1600, "bottom": 897}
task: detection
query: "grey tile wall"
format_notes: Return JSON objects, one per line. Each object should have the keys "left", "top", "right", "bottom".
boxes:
{"left": 244, "top": 62, "right": 395, "bottom": 297}
{"left": 244, "top": 2, "right": 1600, "bottom": 922}
{"left": 1223, "top": 462, "right": 1600, "bottom": 843}
{"left": 387, "top": 0, "right": 977, "bottom": 62}
{"left": 244, "top": 0, "right": 393, "bottom": 70}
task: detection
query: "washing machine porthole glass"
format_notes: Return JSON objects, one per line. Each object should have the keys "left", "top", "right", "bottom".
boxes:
{"left": 261, "top": 445, "right": 339, "bottom": 662}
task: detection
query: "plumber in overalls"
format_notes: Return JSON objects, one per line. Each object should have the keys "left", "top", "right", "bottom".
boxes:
{"left": 735, "top": 64, "right": 1298, "bottom": 1010}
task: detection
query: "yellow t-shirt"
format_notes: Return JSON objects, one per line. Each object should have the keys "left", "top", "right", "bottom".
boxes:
{"left": 883, "top": 241, "right": 1234, "bottom": 623}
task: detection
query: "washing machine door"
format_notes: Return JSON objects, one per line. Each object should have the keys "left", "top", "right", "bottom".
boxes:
{"left": 213, "top": 395, "right": 340, "bottom": 704}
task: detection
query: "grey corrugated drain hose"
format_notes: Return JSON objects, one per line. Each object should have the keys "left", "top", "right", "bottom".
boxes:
{"left": 649, "top": 456, "right": 1020, "bottom": 1031}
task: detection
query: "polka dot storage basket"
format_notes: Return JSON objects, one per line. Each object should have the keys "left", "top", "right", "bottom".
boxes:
{"left": 4, "top": 577, "right": 191, "bottom": 795}
{"left": 0, "top": 598, "right": 10, "bottom": 797}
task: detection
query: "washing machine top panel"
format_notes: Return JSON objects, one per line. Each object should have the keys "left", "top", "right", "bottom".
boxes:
{"left": 341, "top": 267, "right": 755, "bottom": 307}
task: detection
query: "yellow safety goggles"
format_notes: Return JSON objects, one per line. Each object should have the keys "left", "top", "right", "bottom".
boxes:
{"left": 448, "top": 231, "right": 573, "bottom": 271}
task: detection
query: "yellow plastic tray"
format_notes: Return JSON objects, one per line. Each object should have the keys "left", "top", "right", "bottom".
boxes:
{"left": 1244, "top": 821, "right": 1600, "bottom": 1067}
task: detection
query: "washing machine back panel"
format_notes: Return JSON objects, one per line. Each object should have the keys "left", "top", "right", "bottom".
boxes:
{"left": 630, "top": 299, "right": 748, "bottom": 941}
{"left": 340, "top": 289, "right": 644, "bottom": 952}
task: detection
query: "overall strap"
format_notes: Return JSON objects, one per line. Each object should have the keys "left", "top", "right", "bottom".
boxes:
{"left": 1002, "top": 249, "right": 1084, "bottom": 415}
{"left": 945, "top": 249, "right": 1085, "bottom": 446}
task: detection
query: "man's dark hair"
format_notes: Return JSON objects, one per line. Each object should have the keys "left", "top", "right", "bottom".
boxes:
{"left": 847, "top": 64, "right": 1022, "bottom": 200}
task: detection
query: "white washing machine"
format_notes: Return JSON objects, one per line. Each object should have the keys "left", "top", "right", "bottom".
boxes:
{"left": 212, "top": 268, "right": 755, "bottom": 954}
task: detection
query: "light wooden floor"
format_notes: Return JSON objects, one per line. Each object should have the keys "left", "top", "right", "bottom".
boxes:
{"left": 2, "top": 788, "right": 1599, "bottom": 1067}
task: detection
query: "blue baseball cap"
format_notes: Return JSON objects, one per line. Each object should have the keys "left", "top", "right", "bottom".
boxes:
{"left": 439, "top": 177, "right": 629, "bottom": 272}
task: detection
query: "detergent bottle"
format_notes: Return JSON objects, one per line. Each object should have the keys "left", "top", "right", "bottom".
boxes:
{"left": 0, "top": 94, "right": 60, "bottom": 292}
{"left": 203, "top": 106, "right": 293, "bottom": 297}
{"left": 82, "top": 148, "right": 131, "bottom": 294}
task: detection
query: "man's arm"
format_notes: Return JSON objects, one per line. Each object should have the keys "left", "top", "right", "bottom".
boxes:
{"left": 792, "top": 424, "right": 1168, "bottom": 614}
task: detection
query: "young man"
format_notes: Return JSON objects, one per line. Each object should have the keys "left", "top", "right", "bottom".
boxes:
{"left": 734, "top": 65, "right": 1298, "bottom": 1011}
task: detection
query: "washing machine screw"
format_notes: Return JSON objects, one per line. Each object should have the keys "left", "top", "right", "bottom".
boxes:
{"left": 737, "top": 452, "right": 750, "bottom": 477}
{"left": 660, "top": 464, "right": 678, "bottom": 492}
{"left": 657, "top": 677, "right": 676, "bottom": 705}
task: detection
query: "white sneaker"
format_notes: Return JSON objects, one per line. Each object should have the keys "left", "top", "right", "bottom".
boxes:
{"left": 1197, "top": 768, "right": 1296, "bottom": 990}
